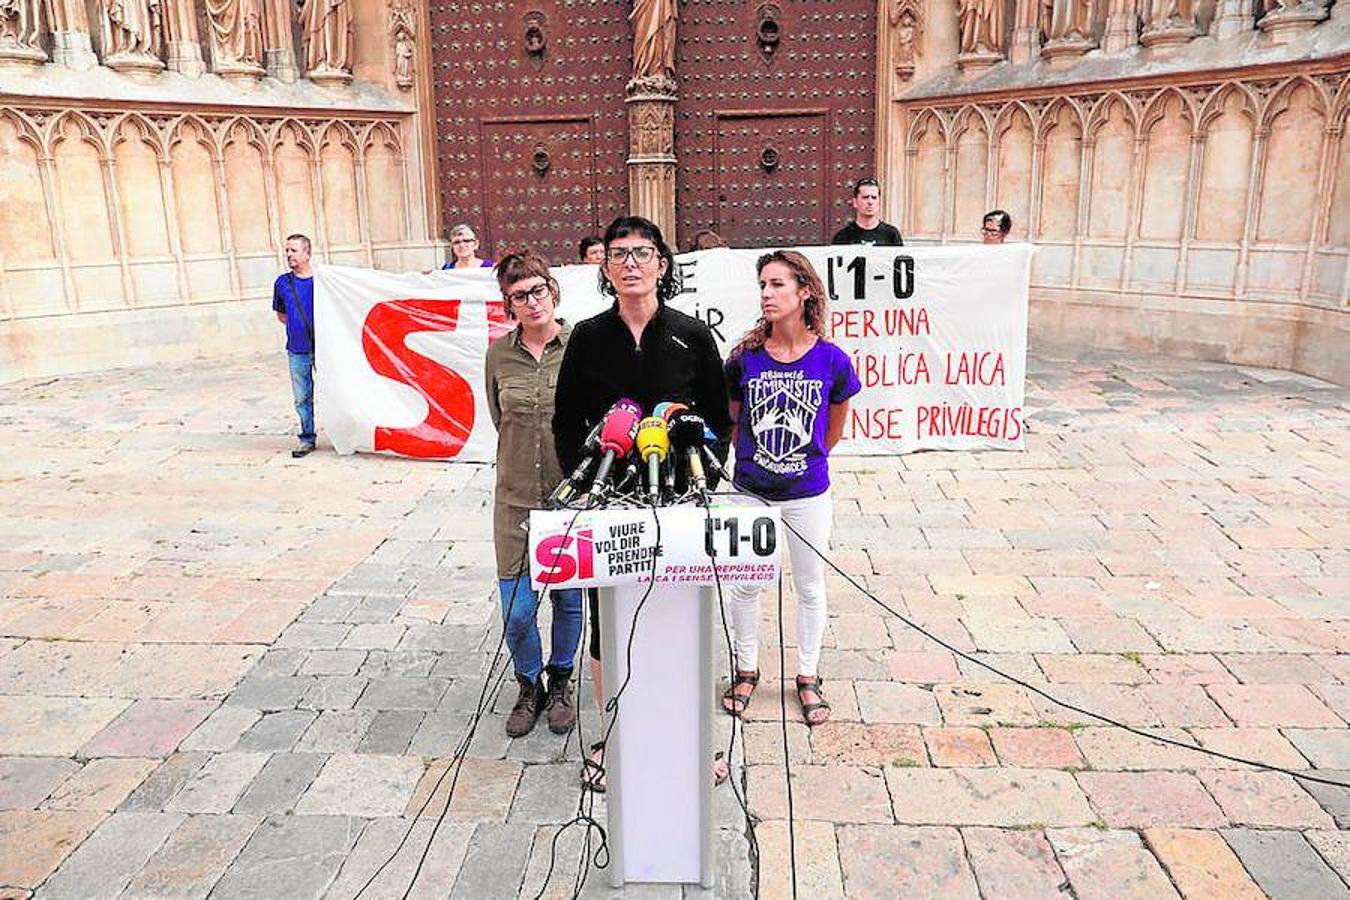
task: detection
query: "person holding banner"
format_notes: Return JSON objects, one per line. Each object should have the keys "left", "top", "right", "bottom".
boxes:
{"left": 553, "top": 215, "right": 734, "bottom": 788}
{"left": 485, "top": 250, "right": 583, "bottom": 738}
{"left": 722, "top": 250, "right": 860, "bottom": 726}
{"left": 272, "top": 233, "right": 318, "bottom": 458}
{"left": 442, "top": 223, "right": 494, "bottom": 270}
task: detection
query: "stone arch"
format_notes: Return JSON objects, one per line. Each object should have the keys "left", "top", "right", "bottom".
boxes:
{"left": 908, "top": 109, "right": 948, "bottom": 236}
{"left": 1330, "top": 87, "right": 1350, "bottom": 246}
{"left": 1087, "top": 94, "right": 1135, "bottom": 239}
{"left": 271, "top": 119, "right": 318, "bottom": 241}
{"left": 1197, "top": 81, "right": 1258, "bottom": 132}
{"left": 1139, "top": 86, "right": 1197, "bottom": 136}
{"left": 1086, "top": 92, "right": 1139, "bottom": 139}
{"left": 111, "top": 113, "right": 172, "bottom": 257}
{"left": 318, "top": 120, "right": 361, "bottom": 246}
{"left": 168, "top": 116, "right": 223, "bottom": 256}
{"left": 221, "top": 118, "right": 273, "bottom": 253}
{"left": 1036, "top": 97, "right": 1086, "bottom": 144}
{"left": 952, "top": 106, "right": 991, "bottom": 234}
{"left": 48, "top": 110, "right": 115, "bottom": 263}
{"left": 1139, "top": 90, "right": 1194, "bottom": 241}
{"left": 993, "top": 102, "right": 1035, "bottom": 240}
{"left": 0, "top": 110, "right": 57, "bottom": 273}
{"left": 1038, "top": 101, "right": 1083, "bottom": 241}
{"left": 1196, "top": 85, "right": 1256, "bottom": 243}
{"left": 363, "top": 122, "right": 407, "bottom": 243}
{"left": 1256, "top": 78, "right": 1326, "bottom": 244}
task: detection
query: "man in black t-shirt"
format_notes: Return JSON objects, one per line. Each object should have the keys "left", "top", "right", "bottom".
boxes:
{"left": 831, "top": 177, "right": 903, "bottom": 246}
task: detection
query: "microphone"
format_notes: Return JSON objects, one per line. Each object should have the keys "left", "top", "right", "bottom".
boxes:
{"left": 635, "top": 415, "right": 670, "bottom": 503}
{"left": 654, "top": 401, "right": 686, "bottom": 495}
{"left": 590, "top": 398, "right": 642, "bottom": 496}
{"left": 548, "top": 421, "right": 602, "bottom": 508}
{"left": 668, "top": 411, "right": 712, "bottom": 498}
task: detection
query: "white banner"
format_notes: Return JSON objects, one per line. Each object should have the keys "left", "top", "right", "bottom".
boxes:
{"left": 528, "top": 505, "right": 782, "bottom": 590}
{"left": 314, "top": 244, "right": 1031, "bottom": 461}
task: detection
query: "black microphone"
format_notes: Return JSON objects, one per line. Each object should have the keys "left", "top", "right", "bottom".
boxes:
{"left": 548, "top": 422, "right": 602, "bottom": 508}
{"left": 668, "top": 411, "right": 712, "bottom": 499}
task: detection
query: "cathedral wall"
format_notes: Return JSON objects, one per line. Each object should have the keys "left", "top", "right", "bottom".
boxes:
{"left": 878, "top": 0, "right": 1349, "bottom": 383}
{"left": 0, "top": 0, "right": 440, "bottom": 381}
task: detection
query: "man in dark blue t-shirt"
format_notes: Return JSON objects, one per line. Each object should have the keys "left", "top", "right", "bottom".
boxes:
{"left": 272, "top": 233, "right": 317, "bottom": 457}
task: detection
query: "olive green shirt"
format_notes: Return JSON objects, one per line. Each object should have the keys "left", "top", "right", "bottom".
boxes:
{"left": 485, "top": 321, "right": 571, "bottom": 578}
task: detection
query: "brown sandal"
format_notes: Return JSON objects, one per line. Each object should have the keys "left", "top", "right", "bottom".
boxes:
{"left": 721, "top": 670, "right": 760, "bottom": 718}
{"left": 796, "top": 676, "right": 831, "bottom": 726}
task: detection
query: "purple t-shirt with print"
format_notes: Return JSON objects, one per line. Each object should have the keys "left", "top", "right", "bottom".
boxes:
{"left": 725, "top": 341, "right": 861, "bottom": 501}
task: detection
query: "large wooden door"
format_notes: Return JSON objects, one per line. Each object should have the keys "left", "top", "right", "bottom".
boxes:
{"left": 428, "top": 2, "right": 630, "bottom": 264}
{"left": 676, "top": 1, "right": 878, "bottom": 249}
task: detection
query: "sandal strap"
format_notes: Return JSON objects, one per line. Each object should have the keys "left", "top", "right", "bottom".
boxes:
{"left": 733, "top": 670, "right": 760, "bottom": 686}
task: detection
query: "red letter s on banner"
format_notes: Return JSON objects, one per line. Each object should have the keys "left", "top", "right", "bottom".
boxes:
{"left": 361, "top": 299, "right": 475, "bottom": 458}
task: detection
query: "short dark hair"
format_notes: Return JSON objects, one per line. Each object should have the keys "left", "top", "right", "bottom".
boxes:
{"left": 599, "top": 215, "right": 681, "bottom": 304}
{"left": 983, "top": 210, "right": 1012, "bottom": 234}
{"left": 852, "top": 177, "right": 880, "bottom": 197}
{"left": 285, "top": 233, "right": 311, "bottom": 252}
{"left": 493, "top": 249, "right": 559, "bottom": 320}
{"left": 578, "top": 235, "right": 602, "bottom": 261}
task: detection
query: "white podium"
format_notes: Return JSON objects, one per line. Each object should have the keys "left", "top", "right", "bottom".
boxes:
{"left": 529, "top": 503, "right": 781, "bottom": 888}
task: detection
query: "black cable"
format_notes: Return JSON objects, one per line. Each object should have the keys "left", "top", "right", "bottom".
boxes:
{"left": 702, "top": 502, "right": 763, "bottom": 897}
{"left": 529, "top": 497, "right": 664, "bottom": 899}
{"left": 352, "top": 508, "right": 587, "bottom": 899}
{"left": 708, "top": 484, "right": 1350, "bottom": 791}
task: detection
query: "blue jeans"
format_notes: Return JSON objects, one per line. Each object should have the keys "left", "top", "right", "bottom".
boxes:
{"left": 498, "top": 576, "right": 583, "bottom": 682}
{"left": 287, "top": 352, "right": 315, "bottom": 445}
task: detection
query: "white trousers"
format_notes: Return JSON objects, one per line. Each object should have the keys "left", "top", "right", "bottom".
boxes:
{"left": 726, "top": 489, "right": 833, "bottom": 677}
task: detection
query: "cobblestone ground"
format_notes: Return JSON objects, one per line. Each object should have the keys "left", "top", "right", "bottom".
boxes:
{"left": 0, "top": 350, "right": 1346, "bottom": 899}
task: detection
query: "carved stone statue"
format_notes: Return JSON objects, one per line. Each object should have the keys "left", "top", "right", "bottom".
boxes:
{"left": 630, "top": 0, "right": 675, "bottom": 82}
{"left": 300, "top": 0, "right": 352, "bottom": 83}
{"left": 890, "top": 0, "right": 922, "bottom": 80}
{"left": 389, "top": 0, "right": 414, "bottom": 90}
{"left": 1140, "top": 0, "right": 1197, "bottom": 44}
{"left": 96, "top": 0, "right": 165, "bottom": 71}
{"left": 206, "top": 0, "right": 264, "bottom": 73}
{"left": 959, "top": 0, "right": 1004, "bottom": 53}
{"left": 0, "top": 0, "right": 46, "bottom": 62}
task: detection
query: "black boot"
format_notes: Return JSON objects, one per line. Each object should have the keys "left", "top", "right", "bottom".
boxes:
{"left": 505, "top": 674, "right": 543, "bottom": 738}
{"left": 544, "top": 665, "right": 576, "bottom": 734}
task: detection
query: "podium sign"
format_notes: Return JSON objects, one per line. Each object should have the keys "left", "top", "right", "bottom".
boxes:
{"left": 527, "top": 503, "right": 782, "bottom": 887}
{"left": 528, "top": 505, "right": 782, "bottom": 590}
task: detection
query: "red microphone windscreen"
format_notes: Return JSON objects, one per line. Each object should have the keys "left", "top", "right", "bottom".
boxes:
{"left": 599, "top": 398, "right": 642, "bottom": 455}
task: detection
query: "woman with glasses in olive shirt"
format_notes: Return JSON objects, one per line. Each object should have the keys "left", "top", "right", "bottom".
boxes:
{"left": 485, "top": 250, "right": 583, "bottom": 740}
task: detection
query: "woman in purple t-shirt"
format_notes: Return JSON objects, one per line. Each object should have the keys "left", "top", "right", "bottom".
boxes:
{"left": 722, "top": 250, "right": 861, "bottom": 726}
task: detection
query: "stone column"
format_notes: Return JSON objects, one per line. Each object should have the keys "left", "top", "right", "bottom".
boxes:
{"left": 1103, "top": 0, "right": 1142, "bottom": 51}
{"left": 44, "top": 0, "right": 96, "bottom": 68}
{"left": 1211, "top": 0, "right": 1255, "bottom": 36}
{"left": 262, "top": 0, "right": 298, "bottom": 82}
{"left": 161, "top": 0, "right": 205, "bottom": 75}
{"left": 1009, "top": 0, "right": 1042, "bottom": 63}
{"left": 626, "top": 81, "right": 677, "bottom": 245}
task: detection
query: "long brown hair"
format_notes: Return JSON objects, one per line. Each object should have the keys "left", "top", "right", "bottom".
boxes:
{"left": 730, "top": 250, "right": 830, "bottom": 358}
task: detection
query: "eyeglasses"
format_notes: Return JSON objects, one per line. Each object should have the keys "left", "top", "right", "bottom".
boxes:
{"left": 505, "top": 282, "right": 551, "bottom": 308}
{"left": 451, "top": 237, "right": 477, "bottom": 245}
{"left": 605, "top": 245, "right": 658, "bottom": 266}
{"left": 981, "top": 226, "right": 1003, "bottom": 235}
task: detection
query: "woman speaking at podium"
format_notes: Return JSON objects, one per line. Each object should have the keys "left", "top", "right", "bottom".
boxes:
{"left": 484, "top": 250, "right": 583, "bottom": 740}
{"left": 721, "top": 251, "right": 860, "bottom": 727}
{"left": 552, "top": 215, "right": 733, "bottom": 788}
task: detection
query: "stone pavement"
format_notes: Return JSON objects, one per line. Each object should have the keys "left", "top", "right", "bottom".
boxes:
{"left": 0, "top": 349, "right": 1346, "bottom": 899}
